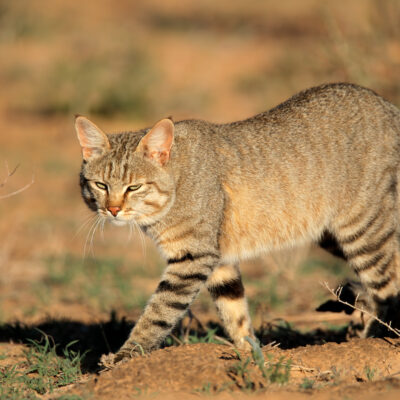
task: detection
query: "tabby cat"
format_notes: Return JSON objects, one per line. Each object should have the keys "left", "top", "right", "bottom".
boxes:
{"left": 75, "top": 83, "right": 400, "bottom": 366}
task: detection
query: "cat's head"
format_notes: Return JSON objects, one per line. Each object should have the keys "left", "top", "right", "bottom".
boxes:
{"left": 75, "top": 116, "right": 176, "bottom": 227}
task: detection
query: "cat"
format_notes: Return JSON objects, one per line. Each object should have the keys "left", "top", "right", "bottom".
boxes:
{"left": 75, "top": 83, "right": 400, "bottom": 366}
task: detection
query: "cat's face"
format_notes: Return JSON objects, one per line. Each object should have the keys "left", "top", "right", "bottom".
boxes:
{"left": 76, "top": 116, "right": 175, "bottom": 227}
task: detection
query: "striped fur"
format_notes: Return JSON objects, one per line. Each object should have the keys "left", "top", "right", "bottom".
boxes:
{"left": 75, "top": 83, "right": 400, "bottom": 365}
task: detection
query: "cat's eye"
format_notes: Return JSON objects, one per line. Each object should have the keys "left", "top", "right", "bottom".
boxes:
{"left": 95, "top": 182, "right": 107, "bottom": 190}
{"left": 127, "top": 184, "right": 142, "bottom": 192}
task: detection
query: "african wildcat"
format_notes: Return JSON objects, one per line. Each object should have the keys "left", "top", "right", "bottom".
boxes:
{"left": 75, "top": 83, "right": 400, "bottom": 366}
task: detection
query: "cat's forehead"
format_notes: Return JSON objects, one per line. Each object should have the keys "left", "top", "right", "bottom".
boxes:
{"left": 88, "top": 154, "right": 148, "bottom": 181}
{"left": 107, "top": 131, "right": 145, "bottom": 152}
{"left": 83, "top": 137, "right": 157, "bottom": 183}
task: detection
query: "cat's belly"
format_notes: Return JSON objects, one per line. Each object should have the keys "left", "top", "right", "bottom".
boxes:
{"left": 219, "top": 217, "right": 316, "bottom": 263}
{"left": 219, "top": 183, "right": 328, "bottom": 264}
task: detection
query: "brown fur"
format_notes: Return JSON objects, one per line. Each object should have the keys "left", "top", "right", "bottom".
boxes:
{"left": 75, "top": 83, "right": 400, "bottom": 365}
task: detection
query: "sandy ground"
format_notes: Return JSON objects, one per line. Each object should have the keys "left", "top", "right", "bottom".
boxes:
{"left": 49, "top": 339, "right": 400, "bottom": 399}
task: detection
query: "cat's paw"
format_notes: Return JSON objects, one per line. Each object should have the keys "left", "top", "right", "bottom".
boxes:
{"left": 99, "top": 342, "right": 146, "bottom": 370}
{"left": 99, "top": 351, "right": 133, "bottom": 370}
{"left": 99, "top": 353, "right": 120, "bottom": 370}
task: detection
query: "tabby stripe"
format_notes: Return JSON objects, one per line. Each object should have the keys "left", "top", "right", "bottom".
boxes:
{"left": 167, "top": 253, "right": 195, "bottom": 264}
{"left": 152, "top": 181, "right": 170, "bottom": 196}
{"left": 150, "top": 320, "right": 173, "bottom": 329}
{"left": 372, "top": 294, "right": 397, "bottom": 305}
{"left": 339, "top": 210, "right": 367, "bottom": 231}
{"left": 340, "top": 175, "right": 393, "bottom": 231}
{"left": 354, "top": 252, "right": 385, "bottom": 272}
{"left": 376, "top": 253, "right": 394, "bottom": 275}
{"left": 158, "top": 218, "right": 192, "bottom": 238}
{"left": 388, "top": 175, "right": 397, "bottom": 194}
{"left": 105, "top": 162, "right": 114, "bottom": 180}
{"left": 166, "top": 301, "right": 190, "bottom": 310}
{"left": 170, "top": 272, "right": 208, "bottom": 281}
{"left": 346, "top": 229, "right": 395, "bottom": 258}
{"left": 122, "top": 163, "right": 129, "bottom": 181}
{"left": 167, "top": 252, "right": 217, "bottom": 265}
{"left": 144, "top": 200, "right": 161, "bottom": 208}
{"left": 340, "top": 211, "right": 381, "bottom": 245}
{"left": 366, "top": 275, "right": 393, "bottom": 291}
{"left": 208, "top": 278, "right": 244, "bottom": 300}
{"left": 156, "top": 280, "right": 192, "bottom": 295}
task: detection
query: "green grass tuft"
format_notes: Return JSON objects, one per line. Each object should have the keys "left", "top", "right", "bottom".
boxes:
{"left": 300, "top": 377, "right": 315, "bottom": 390}
{"left": 227, "top": 338, "right": 291, "bottom": 392}
{"left": 0, "top": 333, "right": 85, "bottom": 399}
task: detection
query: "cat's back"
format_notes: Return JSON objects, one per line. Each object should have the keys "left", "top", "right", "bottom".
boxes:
{"left": 179, "top": 83, "right": 400, "bottom": 175}
{"left": 223, "top": 83, "right": 400, "bottom": 141}
{"left": 171, "top": 83, "right": 400, "bottom": 205}
{"left": 175, "top": 83, "right": 400, "bottom": 163}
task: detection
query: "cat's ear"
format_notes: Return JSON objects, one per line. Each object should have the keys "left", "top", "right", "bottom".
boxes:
{"left": 74, "top": 115, "right": 110, "bottom": 161}
{"left": 137, "top": 118, "right": 174, "bottom": 166}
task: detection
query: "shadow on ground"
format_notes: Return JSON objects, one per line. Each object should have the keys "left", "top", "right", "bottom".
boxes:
{"left": 0, "top": 312, "right": 132, "bottom": 372}
{"left": 0, "top": 312, "right": 349, "bottom": 373}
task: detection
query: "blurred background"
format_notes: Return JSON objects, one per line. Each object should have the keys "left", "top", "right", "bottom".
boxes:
{"left": 0, "top": 0, "right": 399, "bottom": 331}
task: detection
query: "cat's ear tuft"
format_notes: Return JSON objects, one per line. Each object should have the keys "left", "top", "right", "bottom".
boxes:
{"left": 137, "top": 118, "right": 174, "bottom": 166}
{"left": 75, "top": 116, "right": 110, "bottom": 161}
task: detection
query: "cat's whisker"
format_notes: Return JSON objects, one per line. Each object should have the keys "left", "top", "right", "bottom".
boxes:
{"left": 74, "top": 214, "right": 98, "bottom": 238}
{"left": 78, "top": 209, "right": 95, "bottom": 218}
{"left": 83, "top": 215, "right": 101, "bottom": 258}
{"left": 83, "top": 218, "right": 95, "bottom": 258}
{"left": 89, "top": 216, "right": 103, "bottom": 256}
{"left": 128, "top": 221, "right": 133, "bottom": 242}
{"left": 134, "top": 220, "right": 146, "bottom": 257}
{"left": 100, "top": 218, "right": 106, "bottom": 242}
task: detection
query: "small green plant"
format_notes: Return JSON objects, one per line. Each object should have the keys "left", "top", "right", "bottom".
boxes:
{"left": 132, "top": 386, "right": 150, "bottom": 397}
{"left": 166, "top": 327, "right": 226, "bottom": 347}
{"left": 194, "top": 381, "right": 232, "bottom": 395}
{"left": 195, "top": 382, "right": 212, "bottom": 394}
{"left": 364, "top": 365, "right": 376, "bottom": 381}
{"left": 262, "top": 355, "right": 291, "bottom": 385}
{"left": 300, "top": 377, "right": 315, "bottom": 390}
{"left": 227, "top": 337, "right": 291, "bottom": 392}
{"left": 246, "top": 336, "right": 291, "bottom": 385}
{"left": 228, "top": 351, "right": 255, "bottom": 391}
{"left": 187, "top": 328, "right": 223, "bottom": 344}
{"left": 0, "top": 334, "right": 85, "bottom": 399}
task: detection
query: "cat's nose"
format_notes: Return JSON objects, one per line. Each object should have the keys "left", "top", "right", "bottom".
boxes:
{"left": 107, "top": 206, "right": 121, "bottom": 217}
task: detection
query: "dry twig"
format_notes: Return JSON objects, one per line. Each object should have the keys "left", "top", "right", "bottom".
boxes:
{"left": 322, "top": 281, "right": 400, "bottom": 338}
{"left": 0, "top": 162, "right": 34, "bottom": 199}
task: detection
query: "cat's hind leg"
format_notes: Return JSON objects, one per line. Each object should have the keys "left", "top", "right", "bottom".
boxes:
{"left": 206, "top": 263, "right": 255, "bottom": 348}
{"left": 333, "top": 185, "right": 400, "bottom": 337}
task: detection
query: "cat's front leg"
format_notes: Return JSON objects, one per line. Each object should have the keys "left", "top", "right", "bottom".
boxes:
{"left": 102, "top": 250, "right": 220, "bottom": 366}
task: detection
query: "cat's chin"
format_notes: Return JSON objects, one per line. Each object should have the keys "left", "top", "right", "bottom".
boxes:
{"left": 110, "top": 219, "right": 129, "bottom": 227}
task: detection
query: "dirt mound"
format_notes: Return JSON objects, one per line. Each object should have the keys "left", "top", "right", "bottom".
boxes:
{"left": 60, "top": 339, "right": 400, "bottom": 399}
